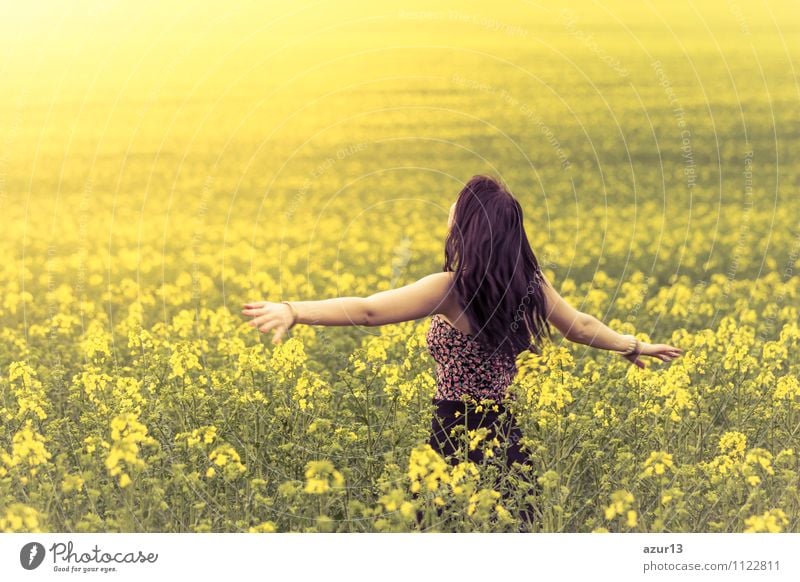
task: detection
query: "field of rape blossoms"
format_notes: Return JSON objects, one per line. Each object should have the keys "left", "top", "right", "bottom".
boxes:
{"left": 1, "top": 1, "right": 799, "bottom": 533}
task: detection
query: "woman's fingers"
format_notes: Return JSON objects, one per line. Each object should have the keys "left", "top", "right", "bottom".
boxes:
{"left": 257, "top": 317, "right": 280, "bottom": 333}
{"left": 242, "top": 312, "right": 279, "bottom": 332}
{"left": 623, "top": 353, "right": 646, "bottom": 368}
{"left": 628, "top": 343, "right": 683, "bottom": 365}
{"left": 658, "top": 348, "right": 684, "bottom": 362}
{"left": 648, "top": 344, "right": 684, "bottom": 362}
{"left": 241, "top": 301, "right": 269, "bottom": 314}
{"left": 272, "top": 326, "right": 287, "bottom": 344}
{"left": 240, "top": 300, "right": 289, "bottom": 344}
{"left": 250, "top": 314, "right": 267, "bottom": 327}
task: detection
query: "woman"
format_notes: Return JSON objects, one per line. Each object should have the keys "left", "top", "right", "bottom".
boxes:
{"left": 241, "top": 174, "right": 683, "bottom": 531}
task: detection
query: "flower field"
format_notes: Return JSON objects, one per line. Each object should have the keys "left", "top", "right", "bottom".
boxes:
{"left": 1, "top": 1, "right": 798, "bottom": 532}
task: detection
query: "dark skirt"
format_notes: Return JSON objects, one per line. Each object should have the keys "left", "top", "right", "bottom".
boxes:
{"left": 415, "top": 397, "right": 539, "bottom": 530}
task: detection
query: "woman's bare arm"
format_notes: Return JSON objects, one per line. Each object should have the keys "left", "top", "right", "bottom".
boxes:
{"left": 540, "top": 273, "right": 633, "bottom": 352}
{"left": 242, "top": 271, "right": 455, "bottom": 343}
{"left": 290, "top": 272, "right": 453, "bottom": 326}
{"left": 540, "top": 273, "right": 682, "bottom": 366}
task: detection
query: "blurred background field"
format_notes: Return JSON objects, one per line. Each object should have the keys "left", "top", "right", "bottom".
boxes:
{"left": 0, "top": 0, "right": 798, "bottom": 533}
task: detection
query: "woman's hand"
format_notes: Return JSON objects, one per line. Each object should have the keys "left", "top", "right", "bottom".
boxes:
{"left": 241, "top": 301, "right": 295, "bottom": 344}
{"left": 622, "top": 341, "right": 683, "bottom": 369}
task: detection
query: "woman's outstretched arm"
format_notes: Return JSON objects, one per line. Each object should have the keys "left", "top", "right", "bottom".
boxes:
{"left": 539, "top": 273, "right": 683, "bottom": 368}
{"left": 242, "top": 271, "right": 455, "bottom": 344}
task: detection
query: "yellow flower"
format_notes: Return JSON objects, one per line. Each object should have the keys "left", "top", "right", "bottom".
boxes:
{"left": 495, "top": 503, "right": 515, "bottom": 524}
{"left": 292, "top": 371, "right": 330, "bottom": 411}
{"left": 536, "top": 377, "right": 575, "bottom": 411}
{"left": 177, "top": 425, "right": 218, "bottom": 448}
{"left": 0, "top": 503, "right": 42, "bottom": 532}
{"left": 468, "top": 427, "right": 490, "bottom": 451}
{"left": 232, "top": 343, "right": 268, "bottom": 380}
{"left": 467, "top": 488, "right": 501, "bottom": 518}
{"left": 82, "top": 329, "right": 112, "bottom": 360}
{"left": 515, "top": 344, "right": 580, "bottom": 414}
{"left": 407, "top": 444, "right": 451, "bottom": 493}
{"left": 744, "top": 448, "right": 774, "bottom": 474}
{"left": 604, "top": 489, "right": 635, "bottom": 521}
{"left": 365, "top": 337, "right": 388, "bottom": 362}
{"left": 168, "top": 341, "right": 203, "bottom": 380}
{"left": 83, "top": 435, "right": 109, "bottom": 455}
{"left": 105, "top": 412, "right": 157, "bottom": 487}
{"left": 8, "top": 361, "right": 48, "bottom": 420}
{"left": 483, "top": 437, "right": 501, "bottom": 458}
{"left": 269, "top": 337, "right": 307, "bottom": 379}
{"left": 379, "top": 488, "right": 405, "bottom": 512}
{"left": 303, "top": 460, "right": 345, "bottom": 494}
{"left": 61, "top": 474, "right": 85, "bottom": 494}
{"left": 744, "top": 509, "right": 789, "bottom": 533}
{"left": 660, "top": 487, "right": 684, "bottom": 505}
{"left": 537, "top": 469, "right": 559, "bottom": 490}
{"left": 775, "top": 448, "right": 795, "bottom": 467}
{"left": 642, "top": 451, "right": 674, "bottom": 477}
{"left": 719, "top": 431, "right": 747, "bottom": 457}
{"left": 209, "top": 444, "right": 247, "bottom": 480}
{"left": 5, "top": 420, "right": 52, "bottom": 473}
{"left": 449, "top": 461, "right": 479, "bottom": 496}
{"left": 399, "top": 501, "right": 416, "bottom": 520}
{"left": 6, "top": 360, "right": 27, "bottom": 383}
{"left": 592, "top": 401, "right": 618, "bottom": 427}
{"left": 626, "top": 510, "right": 637, "bottom": 528}
{"left": 774, "top": 374, "right": 799, "bottom": 401}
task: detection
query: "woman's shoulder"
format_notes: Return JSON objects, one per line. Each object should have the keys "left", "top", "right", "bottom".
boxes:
{"left": 422, "top": 270, "right": 456, "bottom": 288}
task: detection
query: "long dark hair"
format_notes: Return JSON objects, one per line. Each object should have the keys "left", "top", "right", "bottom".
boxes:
{"left": 443, "top": 174, "right": 552, "bottom": 359}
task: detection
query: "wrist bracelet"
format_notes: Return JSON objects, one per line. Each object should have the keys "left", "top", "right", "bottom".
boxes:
{"left": 280, "top": 301, "right": 298, "bottom": 328}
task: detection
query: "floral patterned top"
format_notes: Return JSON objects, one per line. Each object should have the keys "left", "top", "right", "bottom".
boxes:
{"left": 426, "top": 313, "right": 518, "bottom": 402}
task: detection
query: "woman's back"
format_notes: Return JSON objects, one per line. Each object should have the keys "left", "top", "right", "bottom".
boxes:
{"left": 426, "top": 313, "right": 518, "bottom": 402}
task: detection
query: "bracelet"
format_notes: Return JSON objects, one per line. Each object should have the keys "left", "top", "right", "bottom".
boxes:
{"left": 619, "top": 334, "right": 639, "bottom": 356}
{"left": 280, "top": 301, "right": 298, "bottom": 329}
